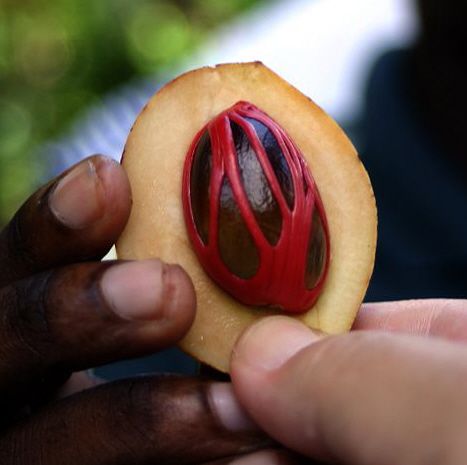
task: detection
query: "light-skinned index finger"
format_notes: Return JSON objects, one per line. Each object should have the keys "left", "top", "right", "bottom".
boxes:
{"left": 354, "top": 299, "right": 467, "bottom": 342}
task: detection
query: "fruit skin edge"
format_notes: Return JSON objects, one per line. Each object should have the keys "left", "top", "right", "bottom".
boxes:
{"left": 116, "top": 61, "right": 378, "bottom": 373}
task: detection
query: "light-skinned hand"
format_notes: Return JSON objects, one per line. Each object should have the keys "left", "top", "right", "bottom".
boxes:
{"left": 229, "top": 299, "right": 467, "bottom": 464}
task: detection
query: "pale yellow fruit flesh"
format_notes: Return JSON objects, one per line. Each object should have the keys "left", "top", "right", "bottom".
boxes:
{"left": 117, "top": 62, "right": 377, "bottom": 372}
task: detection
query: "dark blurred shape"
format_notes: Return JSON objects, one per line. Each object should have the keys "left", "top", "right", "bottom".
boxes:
{"left": 96, "top": 348, "right": 197, "bottom": 379}
{"left": 412, "top": 0, "right": 467, "bottom": 168}
{"left": 354, "top": 0, "right": 467, "bottom": 302}
{"left": 417, "top": 0, "right": 467, "bottom": 45}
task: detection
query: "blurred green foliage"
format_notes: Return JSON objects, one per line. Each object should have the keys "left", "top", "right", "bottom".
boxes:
{"left": 0, "top": 0, "right": 264, "bottom": 223}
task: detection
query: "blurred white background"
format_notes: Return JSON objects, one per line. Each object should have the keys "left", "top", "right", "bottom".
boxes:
{"left": 48, "top": 0, "right": 421, "bottom": 175}
{"left": 189, "top": 0, "right": 419, "bottom": 121}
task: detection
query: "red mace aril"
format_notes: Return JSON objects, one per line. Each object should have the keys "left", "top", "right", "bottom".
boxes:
{"left": 182, "top": 101, "right": 330, "bottom": 313}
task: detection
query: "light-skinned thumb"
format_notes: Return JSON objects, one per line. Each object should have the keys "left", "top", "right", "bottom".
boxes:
{"left": 231, "top": 316, "right": 467, "bottom": 464}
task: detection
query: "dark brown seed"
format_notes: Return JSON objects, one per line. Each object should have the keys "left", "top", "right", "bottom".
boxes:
{"left": 218, "top": 177, "right": 260, "bottom": 279}
{"left": 190, "top": 130, "right": 212, "bottom": 245}
{"left": 305, "top": 208, "right": 327, "bottom": 290}
{"left": 245, "top": 117, "right": 295, "bottom": 211}
{"left": 230, "top": 121, "right": 282, "bottom": 246}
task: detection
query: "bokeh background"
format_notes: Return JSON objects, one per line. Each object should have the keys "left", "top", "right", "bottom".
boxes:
{"left": 0, "top": 0, "right": 267, "bottom": 222}
{"left": 0, "top": 0, "right": 419, "bottom": 224}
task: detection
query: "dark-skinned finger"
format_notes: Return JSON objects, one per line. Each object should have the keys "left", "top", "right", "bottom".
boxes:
{"left": 354, "top": 299, "right": 467, "bottom": 342}
{"left": 0, "top": 377, "right": 269, "bottom": 465}
{"left": 0, "top": 155, "right": 131, "bottom": 287}
{"left": 0, "top": 259, "right": 195, "bottom": 414}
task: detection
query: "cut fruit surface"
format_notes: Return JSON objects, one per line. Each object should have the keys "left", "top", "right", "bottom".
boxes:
{"left": 117, "top": 62, "right": 377, "bottom": 372}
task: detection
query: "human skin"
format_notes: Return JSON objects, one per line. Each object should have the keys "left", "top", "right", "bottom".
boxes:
{"left": 230, "top": 300, "right": 467, "bottom": 464}
{"left": 2, "top": 154, "right": 465, "bottom": 465}
{"left": 0, "top": 155, "right": 273, "bottom": 465}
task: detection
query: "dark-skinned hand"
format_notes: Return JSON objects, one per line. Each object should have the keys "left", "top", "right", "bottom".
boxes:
{"left": 0, "top": 155, "right": 293, "bottom": 465}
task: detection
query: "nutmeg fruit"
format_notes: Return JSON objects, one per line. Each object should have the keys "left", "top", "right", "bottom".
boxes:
{"left": 116, "top": 62, "right": 377, "bottom": 372}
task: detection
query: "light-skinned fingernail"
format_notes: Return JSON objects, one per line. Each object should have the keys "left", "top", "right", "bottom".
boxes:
{"left": 49, "top": 158, "right": 109, "bottom": 228}
{"left": 233, "top": 317, "right": 321, "bottom": 372}
{"left": 101, "top": 259, "right": 177, "bottom": 321}
{"left": 209, "top": 383, "right": 259, "bottom": 432}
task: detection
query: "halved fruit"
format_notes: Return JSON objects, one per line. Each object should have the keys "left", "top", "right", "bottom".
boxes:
{"left": 116, "top": 62, "right": 377, "bottom": 372}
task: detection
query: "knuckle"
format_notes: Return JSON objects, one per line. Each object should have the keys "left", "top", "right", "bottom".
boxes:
{"left": 1, "top": 211, "right": 40, "bottom": 283}
{"left": 105, "top": 377, "right": 207, "bottom": 459}
{"left": 0, "top": 182, "right": 68, "bottom": 286}
{"left": 118, "top": 379, "right": 159, "bottom": 440}
{"left": 0, "top": 271, "right": 55, "bottom": 365}
{"left": 0, "top": 432, "right": 38, "bottom": 465}
{"left": 96, "top": 379, "right": 160, "bottom": 459}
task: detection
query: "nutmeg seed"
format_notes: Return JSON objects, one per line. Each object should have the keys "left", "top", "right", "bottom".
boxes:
{"left": 182, "top": 101, "right": 330, "bottom": 313}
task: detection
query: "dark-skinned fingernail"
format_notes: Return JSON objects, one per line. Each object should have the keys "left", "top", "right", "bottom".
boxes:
{"left": 209, "top": 383, "right": 259, "bottom": 432}
{"left": 49, "top": 159, "right": 106, "bottom": 229}
{"left": 101, "top": 259, "right": 182, "bottom": 321}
